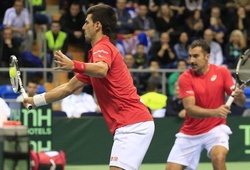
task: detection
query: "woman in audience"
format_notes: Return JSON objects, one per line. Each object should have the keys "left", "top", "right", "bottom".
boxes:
{"left": 224, "top": 29, "right": 247, "bottom": 69}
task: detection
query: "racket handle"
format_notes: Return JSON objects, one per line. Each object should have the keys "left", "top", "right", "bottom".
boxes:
{"left": 22, "top": 92, "right": 33, "bottom": 110}
{"left": 225, "top": 91, "right": 235, "bottom": 107}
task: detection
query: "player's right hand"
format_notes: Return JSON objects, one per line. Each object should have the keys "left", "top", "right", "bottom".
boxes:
{"left": 23, "top": 97, "right": 36, "bottom": 109}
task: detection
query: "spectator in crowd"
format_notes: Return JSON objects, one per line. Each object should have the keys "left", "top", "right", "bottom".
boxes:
{"left": 115, "top": 0, "right": 134, "bottom": 35}
{"left": 168, "top": 59, "right": 188, "bottom": 97}
{"left": 140, "top": 82, "right": 167, "bottom": 118}
{"left": 185, "top": 0, "right": 203, "bottom": 12}
{"left": 149, "top": 32, "right": 176, "bottom": 68}
{"left": 165, "top": 82, "right": 185, "bottom": 118}
{"left": 208, "top": 16, "right": 227, "bottom": 46}
{"left": 147, "top": 60, "right": 162, "bottom": 89}
{"left": 203, "top": 28, "right": 224, "bottom": 66}
{"left": 133, "top": 4, "right": 156, "bottom": 40}
{"left": 59, "top": 2, "right": 85, "bottom": 46}
{"left": 224, "top": 29, "right": 247, "bottom": 69}
{"left": 45, "top": 21, "right": 72, "bottom": 81}
{"left": 61, "top": 86, "right": 101, "bottom": 118}
{"left": 45, "top": 21, "right": 70, "bottom": 66}
{"left": 0, "top": 28, "right": 20, "bottom": 68}
{"left": 174, "top": 32, "right": 190, "bottom": 62}
{"left": 136, "top": 0, "right": 161, "bottom": 21}
{"left": 204, "top": 6, "right": 227, "bottom": 33}
{"left": 156, "top": 3, "right": 185, "bottom": 44}
{"left": 133, "top": 43, "right": 148, "bottom": 69}
{"left": 185, "top": 9, "right": 204, "bottom": 41}
{"left": 235, "top": 0, "right": 250, "bottom": 17}
{"left": 155, "top": 3, "right": 175, "bottom": 35}
{"left": 3, "top": 0, "right": 33, "bottom": 52}
{"left": 203, "top": 0, "right": 236, "bottom": 33}
{"left": 16, "top": 79, "right": 39, "bottom": 102}
{"left": 231, "top": 6, "right": 250, "bottom": 45}
{"left": 168, "top": 0, "right": 186, "bottom": 17}
{"left": 0, "top": 97, "right": 11, "bottom": 126}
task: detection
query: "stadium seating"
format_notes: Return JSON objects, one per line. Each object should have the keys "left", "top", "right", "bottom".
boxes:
{"left": 0, "top": 85, "right": 19, "bottom": 99}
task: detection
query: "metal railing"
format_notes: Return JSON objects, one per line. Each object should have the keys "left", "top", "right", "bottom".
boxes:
{"left": 0, "top": 67, "right": 237, "bottom": 95}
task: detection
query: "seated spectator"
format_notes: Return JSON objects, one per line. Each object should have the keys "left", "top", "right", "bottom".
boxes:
{"left": 231, "top": 6, "right": 250, "bottom": 45}
{"left": 124, "top": 53, "right": 147, "bottom": 95}
{"left": 185, "top": 9, "right": 204, "bottom": 41}
{"left": 168, "top": 59, "right": 188, "bottom": 97}
{"left": 16, "top": 79, "right": 39, "bottom": 102}
{"left": 168, "top": 0, "right": 186, "bottom": 17}
{"left": 147, "top": 60, "right": 162, "bottom": 90}
{"left": 45, "top": 21, "right": 72, "bottom": 81}
{"left": 140, "top": 82, "right": 167, "bottom": 118}
{"left": 185, "top": 0, "right": 203, "bottom": 12}
{"left": 0, "top": 0, "right": 14, "bottom": 23}
{"left": 59, "top": 2, "right": 85, "bottom": 46}
{"left": 149, "top": 32, "right": 176, "bottom": 68}
{"left": 203, "top": 28, "right": 224, "bottom": 66}
{"left": 0, "top": 97, "right": 11, "bottom": 126}
{"left": 3, "top": 0, "right": 33, "bottom": 52}
{"left": 115, "top": 0, "right": 134, "bottom": 35}
{"left": 165, "top": 82, "right": 185, "bottom": 118}
{"left": 61, "top": 86, "right": 101, "bottom": 118}
{"left": 133, "top": 4, "right": 156, "bottom": 40}
{"left": 208, "top": 16, "right": 226, "bottom": 45}
{"left": 0, "top": 28, "right": 20, "bottom": 68}
{"left": 173, "top": 32, "right": 190, "bottom": 62}
{"left": 235, "top": 0, "right": 250, "bottom": 17}
{"left": 156, "top": 3, "right": 185, "bottom": 44}
{"left": 133, "top": 43, "right": 148, "bottom": 69}
{"left": 224, "top": 29, "right": 247, "bottom": 69}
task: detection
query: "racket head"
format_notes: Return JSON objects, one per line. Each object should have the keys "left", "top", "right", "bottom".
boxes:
{"left": 9, "top": 55, "right": 21, "bottom": 93}
{"left": 235, "top": 49, "right": 250, "bottom": 87}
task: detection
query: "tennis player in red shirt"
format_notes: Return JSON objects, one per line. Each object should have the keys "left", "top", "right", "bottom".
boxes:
{"left": 166, "top": 39, "right": 246, "bottom": 170}
{"left": 24, "top": 4, "right": 154, "bottom": 170}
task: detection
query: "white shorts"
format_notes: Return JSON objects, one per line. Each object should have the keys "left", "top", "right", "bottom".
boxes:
{"left": 109, "top": 121, "right": 155, "bottom": 170}
{"left": 167, "top": 124, "right": 232, "bottom": 170}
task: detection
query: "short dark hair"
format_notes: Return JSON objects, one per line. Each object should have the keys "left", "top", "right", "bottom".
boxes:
{"left": 86, "top": 4, "right": 117, "bottom": 36}
{"left": 189, "top": 39, "right": 210, "bottom": 54}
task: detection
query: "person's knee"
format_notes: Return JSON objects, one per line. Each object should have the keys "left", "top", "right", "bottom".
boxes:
{"left": 166, "top": 162, "right": 184, "bottom": 170}
{"left": 210, "top": 146, "right": 228, "bottom": 164}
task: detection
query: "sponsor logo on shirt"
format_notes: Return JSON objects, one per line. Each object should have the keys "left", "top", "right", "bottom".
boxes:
{"left": 98, "top": 54, "right": 102, "bottom": 58}
{"left": 93, "top": 49, "right": 109, "bottom": 55}
{"left": 110, "top": 156, "right": 118, "bottom": 161}
{"left": 186, "top": 90, "right": 194, "bottom": 94}
{"left": 211, "top": 75, "right": 217, "bottom": 81}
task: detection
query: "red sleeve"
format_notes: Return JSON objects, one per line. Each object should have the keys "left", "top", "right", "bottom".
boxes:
{"left": 76, "top": 73, "right": 91, "bottom": 84}
{"left": 178, "top": 71, "right": 194, "bottom": 99}
{"left": 92, "top": 44, "right": 112, "bottom": 68}
{"left": 221, "top": 66, "right": 234, "bottom": 95}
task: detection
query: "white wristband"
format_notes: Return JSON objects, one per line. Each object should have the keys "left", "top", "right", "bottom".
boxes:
{"left": 33, "top": 93, "right": 47, "bottom": 107}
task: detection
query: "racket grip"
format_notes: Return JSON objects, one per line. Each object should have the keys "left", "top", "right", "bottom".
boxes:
{"left": 225, "top": 91, "right": 235, "bottom": 107}
{"left": 22, "top": 92, "right": 33, "bottom": 110}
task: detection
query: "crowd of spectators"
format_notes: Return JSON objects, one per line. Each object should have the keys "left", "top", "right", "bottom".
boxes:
{"left": 1, "top": 0, "right": 250, "bottom": 117}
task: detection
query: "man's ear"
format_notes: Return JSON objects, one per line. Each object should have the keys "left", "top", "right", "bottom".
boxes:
{"left": 95, "top": 21, "right": 102, "bottom": 31}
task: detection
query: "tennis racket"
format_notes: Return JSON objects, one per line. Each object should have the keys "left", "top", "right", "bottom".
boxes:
{"left": 9, "top": 55, "right": 32, "bottom": 110}
{"left": 226, "top": 49, "right": 250, "bottom": 107}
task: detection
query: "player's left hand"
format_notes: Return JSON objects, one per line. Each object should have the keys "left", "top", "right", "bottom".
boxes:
{"left": 54, "top": 50, "right": 74, "bottom": 71}
{"left": 234, "top": 87, "right": 244, "bottom": 99}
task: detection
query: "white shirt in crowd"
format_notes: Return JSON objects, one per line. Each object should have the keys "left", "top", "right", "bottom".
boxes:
{"left": 0, "top": 98, "right": 11, "bottom": 127}
{"left": 3, "top": 7, "right": 30, "bottom": 28}
{"left": 61, "top": 92, "right": 99, "bottom": 118}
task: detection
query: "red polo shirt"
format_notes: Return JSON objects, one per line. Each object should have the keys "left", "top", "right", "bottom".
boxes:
{"left": 76, "top": 36, "right": 153, "bottom": 134}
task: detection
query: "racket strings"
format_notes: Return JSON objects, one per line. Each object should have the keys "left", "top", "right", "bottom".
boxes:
{"left": 238, "top": 56, "right": 250, "bottom": 85}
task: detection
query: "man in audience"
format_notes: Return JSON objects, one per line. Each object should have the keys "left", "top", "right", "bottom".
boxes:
{"left": 59, "top": 2, "right": 85, "bottom": 46}
{"left": 3, "top": 0, "right": 33, "bottom": 52}
{"left": 16, "top": 80, "right": 39, "bottom": 102}
{"left": 61, "top": 86, "right": 101, "bottom": 118}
